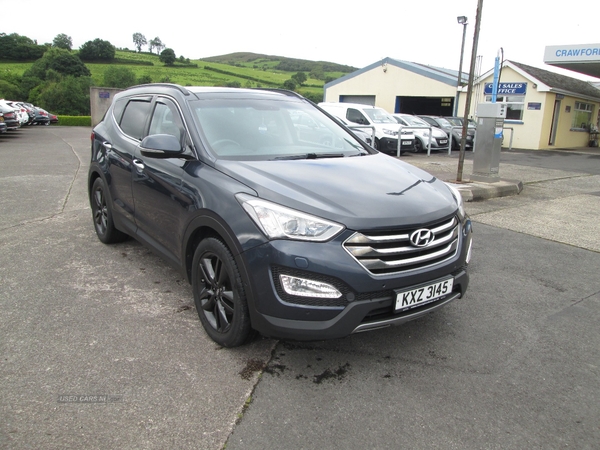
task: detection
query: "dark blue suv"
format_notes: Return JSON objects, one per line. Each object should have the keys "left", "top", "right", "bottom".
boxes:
{"left": 88, "top": 84, "right": 473, "bottom": 347}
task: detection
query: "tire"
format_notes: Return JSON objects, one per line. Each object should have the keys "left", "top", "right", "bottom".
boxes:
{"left": 451, "top": 135, "right": 460, "bottom": 151}
{"left": 414, "top": 138, "right": 423, "bottom": 153}
{"left": 374, "top": 138, "right": 380, "bottom": 150}
{"left": 90, "top": 177, "right": 128, "bottom": 244}
{"left": 192, "top": 238, "right": 253, "bottom": 347}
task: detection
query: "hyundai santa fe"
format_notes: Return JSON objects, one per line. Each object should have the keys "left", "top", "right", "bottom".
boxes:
{"left": 88, "top": 84, "right": 473, "bottom": 347}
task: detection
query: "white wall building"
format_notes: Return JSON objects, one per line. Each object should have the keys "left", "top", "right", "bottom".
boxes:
{"left": 324, "top": 54, "right": 600, "bottom": 150}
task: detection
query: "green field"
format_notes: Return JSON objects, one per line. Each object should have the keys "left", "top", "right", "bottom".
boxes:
{"left": 0, "top": 50, "right": 354, "bottom": 102}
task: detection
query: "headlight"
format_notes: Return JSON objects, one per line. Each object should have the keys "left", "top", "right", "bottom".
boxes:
{"left": 236, "top": 194, "right": 345, "bottom": 242}
{"left": 382, "top": 128, "right": 398, "bottom": 136}
{"left": 446, "top": 184, "right": 465, "bottom": 218}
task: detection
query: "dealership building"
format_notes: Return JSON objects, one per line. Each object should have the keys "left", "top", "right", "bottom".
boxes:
{"left": 323, "top": 44, "right": 600, "bottom": 150}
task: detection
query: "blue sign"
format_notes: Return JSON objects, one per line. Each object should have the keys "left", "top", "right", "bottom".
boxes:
{"left": 99, "top": 92, "right": 110, "bottom": 99}
{"left": 484, "top": 82, "right": 527, "bottom": 95}
{"left": 527, "top": 102, "right": 541, "bottom": 110}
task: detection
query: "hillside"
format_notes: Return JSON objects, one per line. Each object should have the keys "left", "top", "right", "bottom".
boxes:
{"left": 0, "top": 48, "right": 358, "bottom": 113}
{"left": 0, "top": 49, "right": 356, "bottom": 101}
{"left": 202, "top": 52, "right": 357, "bottom": 73}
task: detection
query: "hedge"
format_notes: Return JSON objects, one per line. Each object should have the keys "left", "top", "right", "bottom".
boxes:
{"left": 55, "top": 116, "right": 92, "bottom": 126}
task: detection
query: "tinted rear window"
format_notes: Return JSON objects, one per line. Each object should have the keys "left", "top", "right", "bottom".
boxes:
{"left": 119, "top": 99, "right": 152, "bottom": 140}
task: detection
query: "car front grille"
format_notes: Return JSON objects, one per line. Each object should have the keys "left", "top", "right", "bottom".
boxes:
{"left": 343, "top": 216, "right": 459, "bottom": 275}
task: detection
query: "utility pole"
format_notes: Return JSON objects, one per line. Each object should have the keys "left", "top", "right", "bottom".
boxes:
{"left": 457, "top": 0, "right": 484, "bottom": 182}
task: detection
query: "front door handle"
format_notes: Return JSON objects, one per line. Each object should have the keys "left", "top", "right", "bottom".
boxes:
{"left": 103, "top": 141, "right": 113, "bottom": 150}
{"left": 133, "top": 159, "right": 145, "bottom": 170}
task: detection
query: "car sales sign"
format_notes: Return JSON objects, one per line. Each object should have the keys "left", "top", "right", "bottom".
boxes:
{"left": 484, "top": 82, "right": 527, "bottom": 95}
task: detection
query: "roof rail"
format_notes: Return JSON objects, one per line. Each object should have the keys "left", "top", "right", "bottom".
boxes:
{"left": 130, "top": 83, "right": 191, "bottom": 96}
{"left": 251, "top": 88, "right": 306, "bottom": 100}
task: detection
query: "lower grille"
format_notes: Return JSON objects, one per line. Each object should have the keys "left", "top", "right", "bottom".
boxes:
{"left": 343, "top": 216, "right": 460, "bottom": 275}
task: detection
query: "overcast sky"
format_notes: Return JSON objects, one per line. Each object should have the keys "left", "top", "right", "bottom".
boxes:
{"left": 5, "top": 0, "right": 599, "bottom": 81}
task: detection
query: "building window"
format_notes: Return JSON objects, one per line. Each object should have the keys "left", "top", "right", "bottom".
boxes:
{"left": 571, "top": 102, "right": 594, "bottom": 130}
{"left": 485, "top": 95, "right": 524, "bottom": 120}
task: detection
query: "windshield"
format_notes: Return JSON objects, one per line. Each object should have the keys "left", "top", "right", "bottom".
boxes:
{"left": 190, "top": 98, "right": 368, "bottom": 160}
{"left": 445, "top": 117, "right": 462, "bottom": 126}
{"left": 364, "top": 108, "right": 397, "bottom": 124}
{"left": 401, "top": 115, "right": 429, "bottom": 126}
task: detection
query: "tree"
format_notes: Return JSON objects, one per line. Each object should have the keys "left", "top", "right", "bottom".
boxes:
{"left": 132, "top": 33, "right": 147, "bottom": 53}
{"left": 21, "top": 48, "right": 90, "bottom": 101}
{"left": 34, "top": 76, "right": 92, "bottom": 115}
{"left": 52, "top": 34, "right": 73, "bottom": 51}
{"left": 78, "top": 39, "right": 115, "bottom": 61}
{"left": 309, "top": 67, "right": 325, "bottom": 81}
{"left": 0, "top": 79, "right": 22, "bottom": 100}
{"left": 291, "top": 72, "right": 307, "bottom": 85}
{"left": 283, "top": 79, "right": 297, "bottom": 91}
{"left": 24, "top": 48, "right": 90, "bottom": 80}
{"left": 0, "top": 33, "right": 46, "bottom": 61}
{"left": 159, "top": 48, "right": 176, "bottom": 65}
{"left": 148, "top": 37, "right": 164, "bottom": 54}
{"left": 103, "top": 66, "right": 136, "bottom": 88}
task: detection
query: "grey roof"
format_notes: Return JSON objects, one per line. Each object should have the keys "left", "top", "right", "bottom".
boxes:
{"left": 324, "top": 57, "right": 466, "bottom": 90}
{"left": 510, "top": 60, "right": 600, "bottom": 100}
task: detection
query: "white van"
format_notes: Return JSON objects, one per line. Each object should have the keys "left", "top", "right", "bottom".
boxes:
{"left": 318, "top": 102, "right": 415, "bottom": 154}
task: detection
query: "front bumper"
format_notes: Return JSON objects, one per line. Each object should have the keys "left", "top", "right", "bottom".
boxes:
{"left": 253, "top": 269, "right": 468, "bottom": 340}
{"left": 240, "top": 219, "right": 473, "bottom": 341}
{"left": 379, "top": 137, "right": 415, "bottom": 154}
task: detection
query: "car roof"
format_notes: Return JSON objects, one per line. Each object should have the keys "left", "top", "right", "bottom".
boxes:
{"left": 119, "top": 84, "right": 304, "bottom": 102}
{"left": 319, "top": 102, "right": 383, "bottom": 110}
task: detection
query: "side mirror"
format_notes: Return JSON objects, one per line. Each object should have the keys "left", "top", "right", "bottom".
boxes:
{"left": 139, "top": 134, "right": 182, "bottom": 158}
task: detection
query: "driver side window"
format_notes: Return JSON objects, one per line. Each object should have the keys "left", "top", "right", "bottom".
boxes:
{"left": 346, "top": 108, "right": 367, "bottom": 125}
{"left": 149, "top": 99, "right": 184, "bottom": 142}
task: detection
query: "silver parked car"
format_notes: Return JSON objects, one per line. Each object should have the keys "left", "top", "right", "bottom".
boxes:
{"left": 418, "top": 115, "right": 474, "bottom": 150}
{"left": 393, "top": 114, "right": 450, "bottom": 152}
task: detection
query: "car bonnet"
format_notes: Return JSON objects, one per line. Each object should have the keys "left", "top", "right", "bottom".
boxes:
{"left": 216, "top": 153, "right": 458, "bottom": 230}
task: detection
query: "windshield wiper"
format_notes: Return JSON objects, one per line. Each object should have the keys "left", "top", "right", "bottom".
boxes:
{"left": 272, "top": 153, "right": 346, "bottom": 160}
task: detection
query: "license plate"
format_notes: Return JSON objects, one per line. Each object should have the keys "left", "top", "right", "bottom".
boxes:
{"left": 402, "top": 140, "right": 412, "bottom": 145}
{"left": 395, "top": 278, "right": 454, "bottom": 312}
{"left": 439, "top": 139, "right": 448, "bottom": 144}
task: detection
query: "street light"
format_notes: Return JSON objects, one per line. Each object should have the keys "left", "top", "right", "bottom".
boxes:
{"left": 454, "top": 15, "right": 468, "bottom": 116}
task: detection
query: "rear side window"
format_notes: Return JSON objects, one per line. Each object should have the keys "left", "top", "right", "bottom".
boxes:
{"left": 119, "top": 99, "right": 152, "bottom": 140}
{"left": 111, "top": 98, "right": 128, "bottom": 123}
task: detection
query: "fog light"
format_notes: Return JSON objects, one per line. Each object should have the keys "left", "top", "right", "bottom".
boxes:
{"left": 280, "top": 275, "right": 342, "bottom": 298}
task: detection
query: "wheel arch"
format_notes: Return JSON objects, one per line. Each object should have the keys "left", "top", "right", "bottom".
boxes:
{"left": 182, "top": 212, "right": 245, "bottom": 285}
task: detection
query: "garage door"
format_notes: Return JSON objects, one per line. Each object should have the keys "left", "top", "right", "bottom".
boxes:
{"left": 339, "top": 95, "right": 376, "bottom": 106}
{"left": 396, "top": 96, "right": 454, "bottom": 116}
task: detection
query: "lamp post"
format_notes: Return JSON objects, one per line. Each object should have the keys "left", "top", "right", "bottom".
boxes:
{"left": 454, "top": 15, "right": 468, "bottom": 117}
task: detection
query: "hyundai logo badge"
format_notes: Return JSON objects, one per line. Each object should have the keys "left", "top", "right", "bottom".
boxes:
{"left": 410, "top": 229, "right": 434, "bottom": 247}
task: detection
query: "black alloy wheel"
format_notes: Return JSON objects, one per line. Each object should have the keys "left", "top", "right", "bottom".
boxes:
{"left": 91, "top": 178, "right": 127, "bottom": 244}
{"left": 192, "top": 238, "right": 253, "bottom": 347}
{"left": 414, "top": 138, "right": 423, "bottom": 153}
